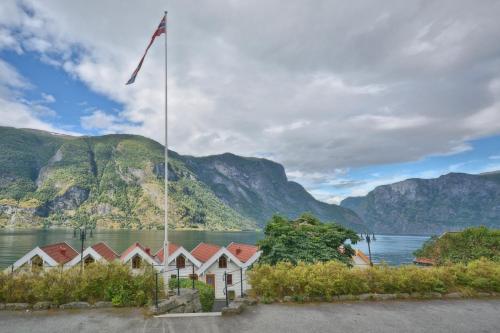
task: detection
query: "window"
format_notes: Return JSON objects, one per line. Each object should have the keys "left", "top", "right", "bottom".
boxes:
{"left": 228, "top": 290, "right": 236, "bottom": 300}
{"left": 218, "top": 256, "right": 227, "bottom": 268}
{"left": 176, "top": 255, "right": 186, "bottom": 269}
{"left": 226, "top": 273, "right": 233, "bottom": 285}
{"left": 84, "top": 256, "right": 95, "bottom": 266}
{"left": 31, "top": 255, "right": 43, "bottom": 272}
{"left": 171, "top": 275, "right": 177, "bottom": 279}
{"left": 131, "top": 255, "right": 142, "bottom": 269}
{"left": 189, "top": 274, "right": 198, "bottom": 280}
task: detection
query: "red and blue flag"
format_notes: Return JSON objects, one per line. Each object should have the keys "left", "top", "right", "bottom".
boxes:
{"left": 126, "top": 15, "right": 166, "bottom": 85}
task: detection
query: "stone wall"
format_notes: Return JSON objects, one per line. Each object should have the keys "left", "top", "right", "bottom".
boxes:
{"left": 150, "top": 288, "right": 202, "bottom": 314}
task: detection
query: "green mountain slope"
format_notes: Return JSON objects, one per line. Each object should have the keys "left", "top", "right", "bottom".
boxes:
{"left": 0, "top": 126, "right": 364, "bottom": 231}
{"left": 341, "top": 172, "right": 500, "bottom": 235}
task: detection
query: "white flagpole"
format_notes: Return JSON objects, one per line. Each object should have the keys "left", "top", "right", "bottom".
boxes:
{"left": 163, "top": 10, "right": 169, "bottom": 294}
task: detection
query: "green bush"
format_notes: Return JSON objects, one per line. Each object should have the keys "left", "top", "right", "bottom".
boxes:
{"left": 168, "top": 278, "right": 215, "bottom": 312}
{"left": 0, "top": 262, "right": 161, "bottom": 306}
{"left": 258, "top": 214, "right": 360, "bottom": 265}
{"left": 248, "top": 258, "right": 500, "bottom": 300}
{"left": 414, "top": 227, "right": 500, "bottom": 264}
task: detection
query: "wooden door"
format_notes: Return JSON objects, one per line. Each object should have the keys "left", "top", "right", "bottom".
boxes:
{"left": 206, "top": 274, "right": 215, "bottom": 288}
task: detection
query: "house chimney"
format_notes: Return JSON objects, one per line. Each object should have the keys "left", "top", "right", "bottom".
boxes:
{"left": 236, "top": 248, "right": 242, "bottom": 255}
{"left": 145, "top": 247, "right": 151, "bottom": 255}
{"left": 59, "top": 246, "right": 67, "bottom": 255}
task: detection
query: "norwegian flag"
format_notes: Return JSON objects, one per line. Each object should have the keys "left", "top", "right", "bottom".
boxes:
{"left": 126, "top": 15, "right": 166, "bottom": 85}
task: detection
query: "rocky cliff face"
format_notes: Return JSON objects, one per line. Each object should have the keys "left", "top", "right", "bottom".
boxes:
{"left": 341, "top": 172, "right": 500, "bottom": 235}
{"left": 0, "top": 126, "right": 363, "bottom": 231}
{"left": 179, "top": 153, "right": 364, "bottom": 229}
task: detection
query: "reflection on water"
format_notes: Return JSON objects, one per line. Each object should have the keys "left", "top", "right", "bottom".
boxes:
{"left": 0, "top": 229, "right": 429, "bottom": 269}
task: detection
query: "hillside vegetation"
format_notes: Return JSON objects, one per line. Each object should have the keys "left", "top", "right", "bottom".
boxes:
{"left": 0, "top": 126, "right": 363, "bottom": 231}
{"left": 414, "top": 227, "right": 500, "bottom": 264}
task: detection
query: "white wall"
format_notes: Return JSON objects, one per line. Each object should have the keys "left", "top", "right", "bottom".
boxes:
{"left": 165, "top": 259, "right": 198, "bottom": 281}
{"left": 200, "top": 258, "right": 247, "bottom": 299}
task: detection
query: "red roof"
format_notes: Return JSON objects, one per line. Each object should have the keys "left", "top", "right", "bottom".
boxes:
{"left": 154, "top": 243, "right": 180, "bottom": 263}
{"left": 91, "top": 242, "right": 119, "bottom": 262}
{"left": 227, "top": 242, "right": 258, "bottom": 263}
{"left": 120, "top": 242, "right": 153, "bottom": 260}
{"left": 191, "top": 243, "right": 221, "bottom": 262}
{"left": 41, "top": 242, "right": 79, "bottom": 264}
{"left": 413, "top": 257, "right": 435, "bottom": 266}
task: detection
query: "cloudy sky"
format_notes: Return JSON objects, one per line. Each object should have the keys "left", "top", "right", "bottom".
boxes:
{"left": 1, "top": 0, "right": 500, "bottom": 204}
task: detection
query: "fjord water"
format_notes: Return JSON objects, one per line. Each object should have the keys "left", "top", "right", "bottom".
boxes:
{"left": 0, "top": 229, "right": 428, "bottom": 269}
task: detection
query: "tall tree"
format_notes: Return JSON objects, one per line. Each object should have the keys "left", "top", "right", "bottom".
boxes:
{"left": 257, "top": 213, "right": 360, "bottom": 265}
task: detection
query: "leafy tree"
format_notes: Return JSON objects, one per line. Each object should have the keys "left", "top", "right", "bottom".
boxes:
{"left": 257, "top": 213, "right": 360, "bottom": 265}
{"left": 414, "top": 226, "right": 500, "bottom": 264}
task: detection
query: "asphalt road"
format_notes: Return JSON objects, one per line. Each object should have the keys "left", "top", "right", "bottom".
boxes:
{"left": 0, "top": 299, "right": 499, "bottom": 333}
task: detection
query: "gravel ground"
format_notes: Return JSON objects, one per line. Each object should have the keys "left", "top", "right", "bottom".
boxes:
{"left": 0, "top": 299, "right": 499, "bottom": 333}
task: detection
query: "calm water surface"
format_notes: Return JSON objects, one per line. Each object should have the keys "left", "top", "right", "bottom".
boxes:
{"left": 0, "top": 229, "right": 428, "bottom": 269}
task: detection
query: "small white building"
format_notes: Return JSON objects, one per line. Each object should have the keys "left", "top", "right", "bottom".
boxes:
{"left": 193, "top": 242, "right": 261, "bottom": 299}
{"left": 4, "top": 242, "right": 79, "bottom": 273}
{"left": 65, "top": 242, "right": 119, "bottom": 268}
{"left": 120, "top": 242, "right": 157, "bottom": 273}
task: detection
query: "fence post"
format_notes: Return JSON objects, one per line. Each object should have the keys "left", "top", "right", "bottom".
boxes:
{"left": 177, "top": 267, "right": 180, "bottom": 295}
{"left": 224, "top": 271, "right": 228, "bottom": 307}
{"left": 155, "top": 272, "right": 159, "bottom": 310}
{"left": 240, "top": 267, "right": 244, "bottom": 297}
{"left": 192, "top": 264, "right": 195, "bottom": 290}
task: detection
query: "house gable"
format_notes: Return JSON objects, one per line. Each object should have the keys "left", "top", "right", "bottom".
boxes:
{"left": 6, "top": 247, "right": 59, "bottom": 272}
{"left": 197, "top": 247, "right": 244, "bottom": 275}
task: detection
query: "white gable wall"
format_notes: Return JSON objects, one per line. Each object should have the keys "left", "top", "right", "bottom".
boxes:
{"left": 165, "top": 258, "right": 199, "bottom": 281}
{"left": 65, "top": 247, "right": 104, "bottom": 268}
{"left": 4, "top": 247, "right": 59, "bottom": 273}
{"left": 199, "top": 258, "right": 244, "bottom": 299}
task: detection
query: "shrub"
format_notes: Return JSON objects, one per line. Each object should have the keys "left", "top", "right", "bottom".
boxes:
{"left": 168, "top": 278, "right": 215, "bottom": 312}
{"left": 414, "top": 227, "right": 500, "bottom": 264}
{"left": 0, "top": 262, "right": 160, "bottom": 306}
{"left": 248, "top": 258, "right": 500, "bottom": 300}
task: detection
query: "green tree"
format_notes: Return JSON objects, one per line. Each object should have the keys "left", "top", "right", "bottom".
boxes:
{"left": 257, "top": 213, "right": 360, "bottom": 265}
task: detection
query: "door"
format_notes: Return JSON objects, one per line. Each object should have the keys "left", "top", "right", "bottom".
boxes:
{"left": 206, "top": 274, "right": 215, "bottom": 288}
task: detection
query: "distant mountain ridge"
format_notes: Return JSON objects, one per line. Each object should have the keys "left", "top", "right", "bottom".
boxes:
{"left": 341, "top": 172, "right": 500, "bottom": 235}
{"left": 0, "top": 126, "right": 364, "bottom": 231}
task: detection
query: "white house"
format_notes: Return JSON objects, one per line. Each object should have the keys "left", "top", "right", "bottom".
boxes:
{"left": 154, "top": 243, "right": 202, "bottom": 279}
{"left": 226, "top": 242, "right": 261, "bottom": 294}
{"left": 120, "top": 242, "right": 157, "bottom": 272}
{"left": 65, "top": 242, "right": 119, "bottom": 268}
{"left": 4, "top": 242, "right": 79, "bottom": 273}
{"left": 193, "top": 242, "right": 261, "bottom": 299}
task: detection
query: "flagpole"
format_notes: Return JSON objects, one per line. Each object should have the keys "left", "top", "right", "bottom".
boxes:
{"left": 163, "top": 10, "right": 169, "bottom": 294}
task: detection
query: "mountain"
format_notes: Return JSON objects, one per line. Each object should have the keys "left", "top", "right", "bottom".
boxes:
{"left": 0, "top": 126, "right": 364, "bottom": 231}
{"left": 341, "top": 172, "right": 500, "bottom": 235}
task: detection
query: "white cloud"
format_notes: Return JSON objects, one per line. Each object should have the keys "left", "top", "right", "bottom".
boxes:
{"left": 80, "top": 110, "right": 120, "bottom": 131}
{"left": 0, "top": 0, "right": 500, "bottom": 187}
{"left": 0, "top": 59, "right": 71, "bottom": 132}
{"left": 40, "top": 92, "right": 55, "bottom": 103}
